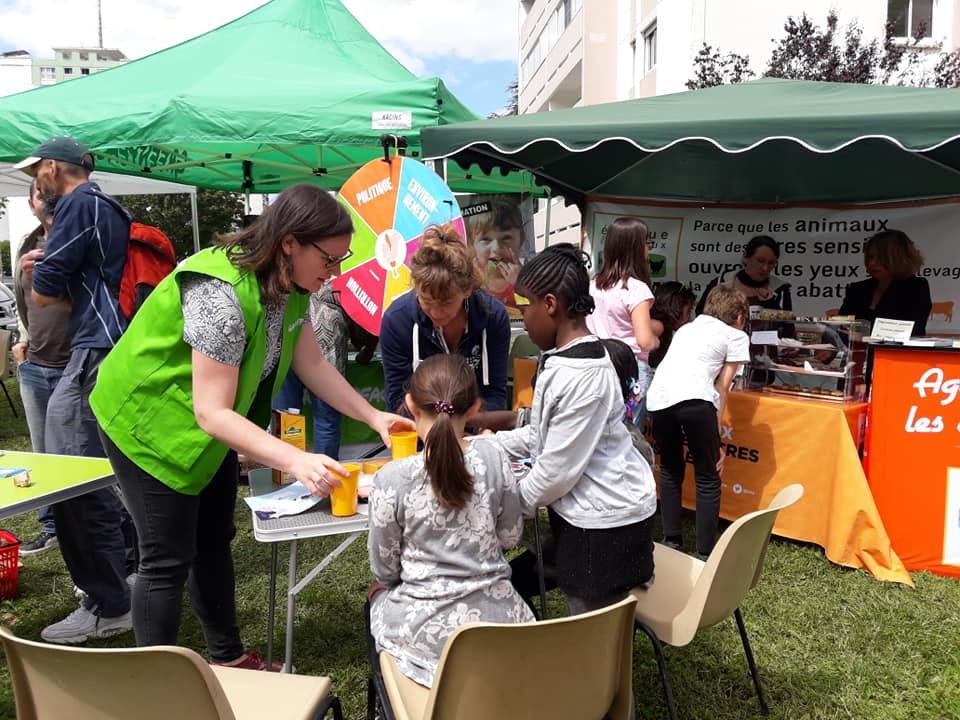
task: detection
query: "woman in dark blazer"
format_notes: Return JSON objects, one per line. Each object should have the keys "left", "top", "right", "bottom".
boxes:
{"left": 839, "top": 230, "right": 932, "bottom": 335}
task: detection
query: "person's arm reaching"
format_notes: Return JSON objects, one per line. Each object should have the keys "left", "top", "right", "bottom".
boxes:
{"left": 293, "top": 328, "right": 413, "bottom": 447}
{"left": 713, "top": 361, "right": 741, "bottom": 473}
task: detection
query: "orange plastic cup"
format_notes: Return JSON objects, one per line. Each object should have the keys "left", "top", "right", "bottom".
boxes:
{"left": 362, "top": 458, "right": 390, "bottom": 475}
{"left": 390, "top": 431, "right": 419, "bottom": 460}
{"left": 330, "top": 463, "right": 360, "bottom": 517}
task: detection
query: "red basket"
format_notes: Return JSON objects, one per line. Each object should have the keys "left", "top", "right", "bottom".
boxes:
{"left": 0, "top": 531, "right": 20, "bottom": 600}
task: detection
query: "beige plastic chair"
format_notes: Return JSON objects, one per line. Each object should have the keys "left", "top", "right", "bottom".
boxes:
{"left": 378, "top": 595, "right": 637, "bottom": 720}
{"left": 0, "top": 328, "right": 18, "bottom": 417}
{"left": 630, "top": 484, "right": 804, "bottom": 720}
{"left": 0, "top": 626, "right": 342, "bottom": 720}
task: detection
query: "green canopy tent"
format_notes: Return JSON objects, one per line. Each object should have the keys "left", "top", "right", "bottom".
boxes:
{"left": 420, "top": 78, "right": 960, "bottom": 204}
{"left": 0, "top": 0, "right": 537, "bottom": 196}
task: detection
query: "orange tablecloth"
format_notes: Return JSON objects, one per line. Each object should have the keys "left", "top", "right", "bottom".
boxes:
{"left": 659, "top": 391, "right": 912, "bottom": 585}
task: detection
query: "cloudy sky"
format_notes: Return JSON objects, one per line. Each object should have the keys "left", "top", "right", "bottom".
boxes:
{"left": 0, "top": 0, "right": 519, "bottom": 116}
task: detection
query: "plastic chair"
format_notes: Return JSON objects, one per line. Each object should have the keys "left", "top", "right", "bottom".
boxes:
{"left": 0, "top": 626, "right": 343, "bottom": 720}
{"left": 0, "top": 329, "right": 18, "bottom": 417}
{"left": 377, "top": 596, "right": 637, "bottom": 720}
{"left": 630, "top": 484, "right": 804, "bottom": 720}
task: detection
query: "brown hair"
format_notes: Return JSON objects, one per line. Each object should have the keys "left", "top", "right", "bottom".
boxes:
{"left": 595, "top": 217, "right": 652, "bottom": 291}
{"left": 703, "top": 285, "right": 749, "bottom": 326}
{"left": 214, "top": 184, "right": 352, "bottom": 305}
{"left": 409, "top": 354, "right": 478, "bottom": 510}
{"left": 464, "top": 197, "right": 524, "bottom": 239}
{"left": 864, "top": 229, "right": 923, "bottom": 279}
{"left": 410, "top": 223, "right": 482, "bottom": 300}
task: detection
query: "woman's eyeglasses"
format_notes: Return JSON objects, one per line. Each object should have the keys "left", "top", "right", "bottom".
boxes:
{"left": 310, "top": 242, "right": 353, "bottom": 268}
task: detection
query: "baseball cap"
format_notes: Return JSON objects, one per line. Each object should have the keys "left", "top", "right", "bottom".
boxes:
{"left": 14, "top": 136, "right": 95, "bottom": 175}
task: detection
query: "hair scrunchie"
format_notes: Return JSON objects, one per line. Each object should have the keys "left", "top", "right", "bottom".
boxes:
{"left": 433, "top": 401, "right": 456, "bottom": 415}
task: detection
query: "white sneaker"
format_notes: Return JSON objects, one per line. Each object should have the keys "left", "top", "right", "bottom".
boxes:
{"left": 40, "top": 604, "right": 133, "bottom": 645}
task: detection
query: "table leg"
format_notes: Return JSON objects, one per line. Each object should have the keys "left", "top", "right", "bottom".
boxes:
{"left": 284, "top": 539, "right": 298, "bottom": 673}
{"left": 266, "top": 542, "right": 278, "bottom": 670}
{"left": 533, "top": 511, "right": 548, "bottom": 619}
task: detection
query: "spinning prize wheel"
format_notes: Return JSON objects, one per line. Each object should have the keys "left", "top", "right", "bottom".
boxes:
{"left": 331, "top": 156, "right": 464, "bottom": 335}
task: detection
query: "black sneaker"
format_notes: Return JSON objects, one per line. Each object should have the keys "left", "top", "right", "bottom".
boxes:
{"left": 20, "top": 531, "right": 58, "bottom": 557}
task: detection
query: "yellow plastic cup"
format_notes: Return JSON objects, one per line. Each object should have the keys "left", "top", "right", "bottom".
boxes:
{"left": 330, "top": 463, "right": 360, "bottom": 517}
{"left": 390, "top": 431, "right": 419, "bottom": 460}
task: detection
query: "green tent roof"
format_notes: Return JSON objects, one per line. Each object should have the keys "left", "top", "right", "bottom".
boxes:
{"left": 0, "top": 0, "right": 537, "bottom": 195}
{"left": 421, "top": 78, "right": 960, "bottom": 203}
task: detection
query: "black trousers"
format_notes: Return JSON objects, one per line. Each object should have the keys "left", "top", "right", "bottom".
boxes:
{"left": 101, "top": 430, "right": 244, "bottom": 662}
{"left": 652, "top": 399, "right": 722, "bottom": 556}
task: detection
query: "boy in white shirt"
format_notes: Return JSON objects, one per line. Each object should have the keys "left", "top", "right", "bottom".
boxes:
{"left": 646, "top": 285, "right": 750, "bottom": 558}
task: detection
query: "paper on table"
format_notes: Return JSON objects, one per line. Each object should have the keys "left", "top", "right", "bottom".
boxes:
{"left": 871, "top": 318, "right": 914, "bottom": 343}
{"left": 243, "top": 481, "right": 323, "bottom": 520}
{"left": 751, "top": 330, "right": 780, "bottom": 345}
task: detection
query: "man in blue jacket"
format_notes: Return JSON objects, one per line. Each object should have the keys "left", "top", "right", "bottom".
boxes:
{"left": 16, "top": 137, "right": 135, "bottom": 644}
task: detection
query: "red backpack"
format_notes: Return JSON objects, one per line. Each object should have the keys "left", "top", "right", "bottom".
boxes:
{"left": 120, "top": 222, "right": 177, "bottom": 320}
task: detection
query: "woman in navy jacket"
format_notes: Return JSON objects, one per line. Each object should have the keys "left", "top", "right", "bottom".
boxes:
{"left": 380, "top": 224, "right": 511, "bottom": 415}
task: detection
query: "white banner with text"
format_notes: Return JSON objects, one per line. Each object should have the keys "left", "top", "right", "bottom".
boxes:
{"left": 586, "top": 200, "right": 960, "bottom": 334}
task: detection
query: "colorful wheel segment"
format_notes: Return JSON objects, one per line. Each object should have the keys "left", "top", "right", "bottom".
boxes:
{"left": 332, "top": 157, "right": 465, "bottom": 336}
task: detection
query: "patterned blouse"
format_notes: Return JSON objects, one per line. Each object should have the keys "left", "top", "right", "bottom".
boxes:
{"left": 368, "top": 440, "right": 534, "bottom": 687}
{"left": 180, "top": 274, "right": 290, "bottom": 381}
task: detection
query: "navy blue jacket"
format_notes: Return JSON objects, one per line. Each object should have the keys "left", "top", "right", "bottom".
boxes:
{"left": 380, "top": 290, "right": 510, "bottom": 414}
{"left": 32, "top": 182, "right": 131, "bottom": 350}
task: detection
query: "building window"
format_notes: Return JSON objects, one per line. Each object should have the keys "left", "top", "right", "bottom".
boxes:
{"left": 79, "top": 52, "right": 88, "bottom": 61}
{"left": 60, "top": 50, "right": 72, "bottom": 60}
{"left": 888, "top": 0, "right": 933, "bottom": 38}
{"left": 81, "top": 68, "right": 90, "bottom": 75}
{"left": 39, "top": 66, "right": 55, "bottom": 82}
{"left": 63, "top": 67, "right": 73, "bottom": 75}
{"left": 644, "top": 22, "right": 657, "bottom": 72}
{"left": 97, "top": 53, "right": 109, "bottom": 62}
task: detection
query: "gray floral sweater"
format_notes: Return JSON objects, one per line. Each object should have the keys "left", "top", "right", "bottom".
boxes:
{"left": 368, "top": 439, "right": 534, "bottom": 686}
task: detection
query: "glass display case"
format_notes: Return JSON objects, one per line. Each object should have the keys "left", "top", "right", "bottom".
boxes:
{"left": 744, "top": 316, "right": 870, "bottom": 402}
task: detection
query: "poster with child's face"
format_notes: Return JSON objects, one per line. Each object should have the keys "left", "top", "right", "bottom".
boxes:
{"left": 459, "top": 194, "right": 535, "bottom": 316}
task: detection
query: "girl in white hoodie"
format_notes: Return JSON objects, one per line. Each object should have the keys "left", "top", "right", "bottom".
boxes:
{"left": 484, "top": 244, "right": 657, "bottom": 614}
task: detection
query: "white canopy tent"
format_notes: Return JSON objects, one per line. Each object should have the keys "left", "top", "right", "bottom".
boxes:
{"left": 0, "top": 163, "right": 200, "bottom": 256}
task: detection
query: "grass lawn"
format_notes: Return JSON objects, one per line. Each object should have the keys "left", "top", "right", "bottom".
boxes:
{"left": 0, "top": 382, "right": 958, "bottom": 720}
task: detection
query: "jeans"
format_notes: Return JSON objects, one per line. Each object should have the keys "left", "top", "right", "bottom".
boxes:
{"left": 652, "top": 399, "right": 722, "bottom": 556}
{"left": 273, "top": 369, "right": 342, "bottom": 458}
{"left": 46, "top": 348, "right": 134, "bottom": 617}
{"left": 100, "top": 429, "right": 245, "bottom": 662}
{"left": 18, "top": 360, "right": 65, "bottom": 535}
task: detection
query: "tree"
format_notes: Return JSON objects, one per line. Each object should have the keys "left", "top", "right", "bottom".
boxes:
{"left": 765, "top": 12, "right": 927, "bottom": 85}
{"left": 687, "top": 11, "right": 960, "bottom": 90}
{"left": 687, "top": 45, "right": 754, "bottom": 90}
{"left": 488, "top": 76, "right": 520, "bottom": 118}
{"left": 119, "top": 189, "right": 244, "bottom": 260}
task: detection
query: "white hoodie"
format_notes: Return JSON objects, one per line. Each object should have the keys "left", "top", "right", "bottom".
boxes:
{"left": 485, "top": 336, "right": 657, "bottom": 530}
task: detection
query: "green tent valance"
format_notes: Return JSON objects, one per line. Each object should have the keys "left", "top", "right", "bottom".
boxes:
{"left": 421, "top": 78, "right": 960, "bottom": 203}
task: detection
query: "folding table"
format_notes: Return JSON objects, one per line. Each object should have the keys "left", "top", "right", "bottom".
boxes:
{"left": 0, "top": 451, "right": 116, "bottom": 520}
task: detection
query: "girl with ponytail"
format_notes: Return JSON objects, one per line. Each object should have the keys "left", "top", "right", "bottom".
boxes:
{"left": 367, "top": 354, "right": 533, "bottom": 688}
{"left": 481, "top": 243, "right": 658, "bottom": 615}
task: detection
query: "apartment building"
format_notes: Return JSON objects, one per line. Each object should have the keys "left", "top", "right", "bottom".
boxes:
{"left": 518, "top": 0, "right": 960, "bottom": 244}
{"left": 0, "top": 46, "right": 127, "bottom": 98}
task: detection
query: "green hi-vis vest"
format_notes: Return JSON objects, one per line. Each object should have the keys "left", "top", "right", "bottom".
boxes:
{"left": 91, "top": 248, "right": 309, "bottom": 495}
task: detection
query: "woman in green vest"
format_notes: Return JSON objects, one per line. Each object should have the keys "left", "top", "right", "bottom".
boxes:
{"left": 91, "top": 184, "right": 413, "bottom": 670}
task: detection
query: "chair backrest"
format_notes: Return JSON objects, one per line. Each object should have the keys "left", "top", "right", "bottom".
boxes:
{"left": 0, "top": 328, "right": 10, "bottom": 377}
{"left": 681, "top": 484, "right": 804, "bottom": 635}
{"left": 0, "top": 626, "right": 236, "bottom": 720}
{"left": 422, "top": 596, "right": 637, "bottom": 720}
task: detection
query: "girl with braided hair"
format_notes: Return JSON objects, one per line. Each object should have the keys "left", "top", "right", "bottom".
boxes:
{"left": 480, "top": 243, "right": 657, "bottom": 615}
{"left": 367, "top": 354, "right": 533, "bottom": 688}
